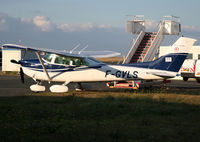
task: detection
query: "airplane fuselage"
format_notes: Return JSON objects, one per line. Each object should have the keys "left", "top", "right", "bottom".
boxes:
{"left": 22, "top": 64, "right": 175, "bottom": 83}
{"left": 2, "top": 37, "right": 196, "bottom": 93}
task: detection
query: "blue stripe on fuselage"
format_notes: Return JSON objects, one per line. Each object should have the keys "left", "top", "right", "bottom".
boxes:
{"left": 20, "top": 59, "right": 73, "bottom": 72}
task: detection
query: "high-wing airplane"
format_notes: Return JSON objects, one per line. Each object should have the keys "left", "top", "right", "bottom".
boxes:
{"left": 2, "top": 37, "right": 196, "bottom": 93}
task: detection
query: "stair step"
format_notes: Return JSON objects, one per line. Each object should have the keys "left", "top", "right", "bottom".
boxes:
{"left": 139, "top": 44, "right": 151, "bottom": 46}
{"left": 139, "top": 43, "right": 151, "bottom": 46}
{"left": 135, "top": 51, "right": 147, "bottom": 54}
{"left": 141, "top": 40, "right": 152, "bottom": 44}
{"left": 143, "top": 37, "right": 154, "bottom": 40}
{"left": 130, "top": 60, "right": 138, "bottom": 63}
{"left": 136, "top": 51, "right": 146, "bottom": 54}
{"left": 128, "top": 32, "right": 158, "bottom": 64}
{"left": 136, "top": 48, "right": 149, "bottom": 52}
{"left": 132, "top": 54, "right": 146, "bottom": 59}
{"left": 145, "top": 32, "right": 157, "bottom": 35}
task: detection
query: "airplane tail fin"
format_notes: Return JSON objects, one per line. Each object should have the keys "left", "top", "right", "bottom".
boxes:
{"left": 129, "top": 37, "right": 197, "bottom": 73}
{"left": 151, "top": 37, "right": 196, "bottom": 72}
{"left": 169, "top": 37, "right": 197, "bottom": 53}
{"left": 148, "top": 53, "right": 188, "bottom": 72}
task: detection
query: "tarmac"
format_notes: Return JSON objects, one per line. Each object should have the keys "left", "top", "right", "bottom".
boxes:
{"left": 0, "top": 75, "right": 200, "bottom": 96}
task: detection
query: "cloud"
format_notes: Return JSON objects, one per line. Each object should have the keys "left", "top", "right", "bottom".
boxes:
{"left": 182, "top": 25, "right": 200, "bottom": 34}
{"left": 143, "top": 19, "right": 200, "bottom": 36}
{"left": 0, "top": 18, "right": 6, "bottom": 31}
{"left": 0, "top": 12, "right": 117, "bottom": 34}
{"left": 57, "top": 22, "right": 95, "bottom": 32}
{"left": 0, "top": 12, "right": 200, "bottom": 54}
{"left": 145, "top": 19, "right": 159, "bottom": 31}
{"left": 0, "top": 13, "right": 8, "bottom": 31}
{"left": 57, "top": 22, "right": 113, "bottom": 32}
{"left": 33, "top": 16, "right": 53, "bottom": 32}
{"left": 20, "top": 17, "right": 31, "bottom": 23}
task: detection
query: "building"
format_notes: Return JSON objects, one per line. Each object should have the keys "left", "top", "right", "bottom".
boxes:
{"left": 2, "top": 49, "right": 21, "bottom": 72}
{"left": 159, "top": 46, "right": 200, "bottom": 59}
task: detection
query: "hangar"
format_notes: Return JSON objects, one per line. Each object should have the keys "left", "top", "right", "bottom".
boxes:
{"left": 1, "top": 48, "right": 21, "bottom": 72}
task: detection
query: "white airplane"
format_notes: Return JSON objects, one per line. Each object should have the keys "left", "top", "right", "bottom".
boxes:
{"left": 2, "top": 37, "right": 196, "bottom": 93}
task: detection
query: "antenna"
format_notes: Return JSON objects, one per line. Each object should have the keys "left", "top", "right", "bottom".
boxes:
{"left": 70, "top": 43, "right": 81, "bottom": 54}
{"left": 78, "top": 44, "right": 88, "bottom": 54}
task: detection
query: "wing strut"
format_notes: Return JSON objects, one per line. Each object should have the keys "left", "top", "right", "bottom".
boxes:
{"left": 35, "top": 51, "right": 51, "bottom": 82}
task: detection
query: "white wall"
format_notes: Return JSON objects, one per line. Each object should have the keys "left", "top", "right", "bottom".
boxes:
{"left": 159, "top": 46, "right": 200, "bottom": 59}
{"left": 2, "top": 49, "right": 21, "bottom": 71}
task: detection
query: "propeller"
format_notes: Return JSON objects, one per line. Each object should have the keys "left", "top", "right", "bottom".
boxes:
{"left": 10, "top": 59, "right": 20, "bottom": 64}
{"left": 10, "top": 59, "right": 24, "bottom": 83}
{"left": 20, "top": 67, "right": 25, "bottom": 83}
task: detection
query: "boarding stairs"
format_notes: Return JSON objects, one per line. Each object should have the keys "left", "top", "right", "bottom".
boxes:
{"left": 129, "top": 32, "right": 157, "bottom": 63}
{"left": 123, "top": 22, "right": 164, "bottom": 64}
{"left": 108, "top": 15, "right": 181, "bottom": 90}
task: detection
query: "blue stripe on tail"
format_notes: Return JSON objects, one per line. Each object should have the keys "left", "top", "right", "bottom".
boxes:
{"left": 124, "top": 53, "right": 188, "bottom": 72}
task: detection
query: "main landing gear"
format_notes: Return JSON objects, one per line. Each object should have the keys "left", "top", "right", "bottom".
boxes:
{"left": 75, "top": 83, "right": 83, "bottom": 91}
{"left": 30, "top": 80, "right": 69, "bottom": 93}
{"left": 50, "top": 85, "right": 68, "bottom": 93}
{"left": 30, "top": 81, "right": 84, "bottom": 93}
{"left": 30, "top": 83, "right": 46, "bottom": 93}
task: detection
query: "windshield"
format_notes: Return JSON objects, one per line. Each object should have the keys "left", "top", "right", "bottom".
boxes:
{"left": 54, "top": 55, "right": 88, "bottom": 66}
{"left": 43, "top": 53, "right": 54, "bottom": 62}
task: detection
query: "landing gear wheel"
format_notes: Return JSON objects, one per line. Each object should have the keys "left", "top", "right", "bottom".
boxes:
{"left": 31, "top": 91, "right": 39, "bottom": 93}
{"left": 183, "top": 77, "right": 188, "bottom": 82}
{"left": 50, "top": 85, "right": 68, "bottom": 93}
{"left": 30, "top": 84, "right": 46, "bottom": 92}
{"left": 75, "top": 83, "right": 83, "bottom": 91}
{"left": 196, "top": 78, "right": 200, "bottom": 83}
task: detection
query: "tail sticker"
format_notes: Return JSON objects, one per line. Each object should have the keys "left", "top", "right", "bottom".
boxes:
{"left": 165, "top": 57, "right": 172, "bottom": 62}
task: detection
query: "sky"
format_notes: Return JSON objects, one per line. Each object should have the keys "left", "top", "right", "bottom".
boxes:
{"left": 0, "top": 0, "right": 200, "bottom": 55}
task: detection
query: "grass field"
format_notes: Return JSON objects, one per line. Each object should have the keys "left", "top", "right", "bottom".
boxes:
{"left": 1, "top": 90, "right": 200, "bottom": 142}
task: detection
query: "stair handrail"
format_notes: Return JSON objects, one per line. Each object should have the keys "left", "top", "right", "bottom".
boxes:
{"left": 142, "top": 22, "right": 164, "bottom": 62}
{"left": 123, "top": 22, "right": 145, "bottom": 63}
{"left": 123, "top": 29, "right": 145, "bottom": 64}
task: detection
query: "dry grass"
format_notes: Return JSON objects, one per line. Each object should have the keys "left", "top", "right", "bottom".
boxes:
{"left": 97, "top": 57, "right": 124, "bottom": 63}
{"left": 1, "top": 90, "right": 200, "bottom": 142}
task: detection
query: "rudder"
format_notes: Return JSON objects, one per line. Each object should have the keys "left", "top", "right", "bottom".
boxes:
{"left": 148, "top": 53, "right": 188, "bottom": 72}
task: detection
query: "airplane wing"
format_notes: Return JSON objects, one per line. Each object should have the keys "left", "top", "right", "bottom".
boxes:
{"left": 2, "top": 44, "right": 121, "bottom": 58}
{"left": 2, "top": 44, "right": 82, "bottom": 58}
{"left": 70, "top": 51, "right": 121, "bottom": 58}
{"left": 147, "top": 72, "right": 175, "bottom": 78}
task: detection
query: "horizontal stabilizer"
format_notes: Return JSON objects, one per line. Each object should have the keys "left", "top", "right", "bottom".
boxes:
{"left": 147, "top": 72, "right": 175, "bottom": 78}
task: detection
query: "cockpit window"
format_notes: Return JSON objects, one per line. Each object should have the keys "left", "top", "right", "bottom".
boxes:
{"left": 54, "top": 55, "right": 88, "bottom": 66}
{"left": 43, "top": 53, "right": 54, "bottom": 62}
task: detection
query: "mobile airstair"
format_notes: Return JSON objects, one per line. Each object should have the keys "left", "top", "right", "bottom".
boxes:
{"left": 107, "top": 15, "right": 181, "bottom": 89}
{"left": 123, "top": 15, "right": 181, "bottom": 64}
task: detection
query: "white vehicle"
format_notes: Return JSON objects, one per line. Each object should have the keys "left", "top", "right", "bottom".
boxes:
{"left": 2, "top": 37, "right": 196, "bottom": 93}
{"left": 181, "top": 57, "right": 200, "bottom": 83}
{"left": 181, "top": 57, "right": 196, "bottom": 81}
{"left": 195, "top": 60, "right": 200, "bottom": 82}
